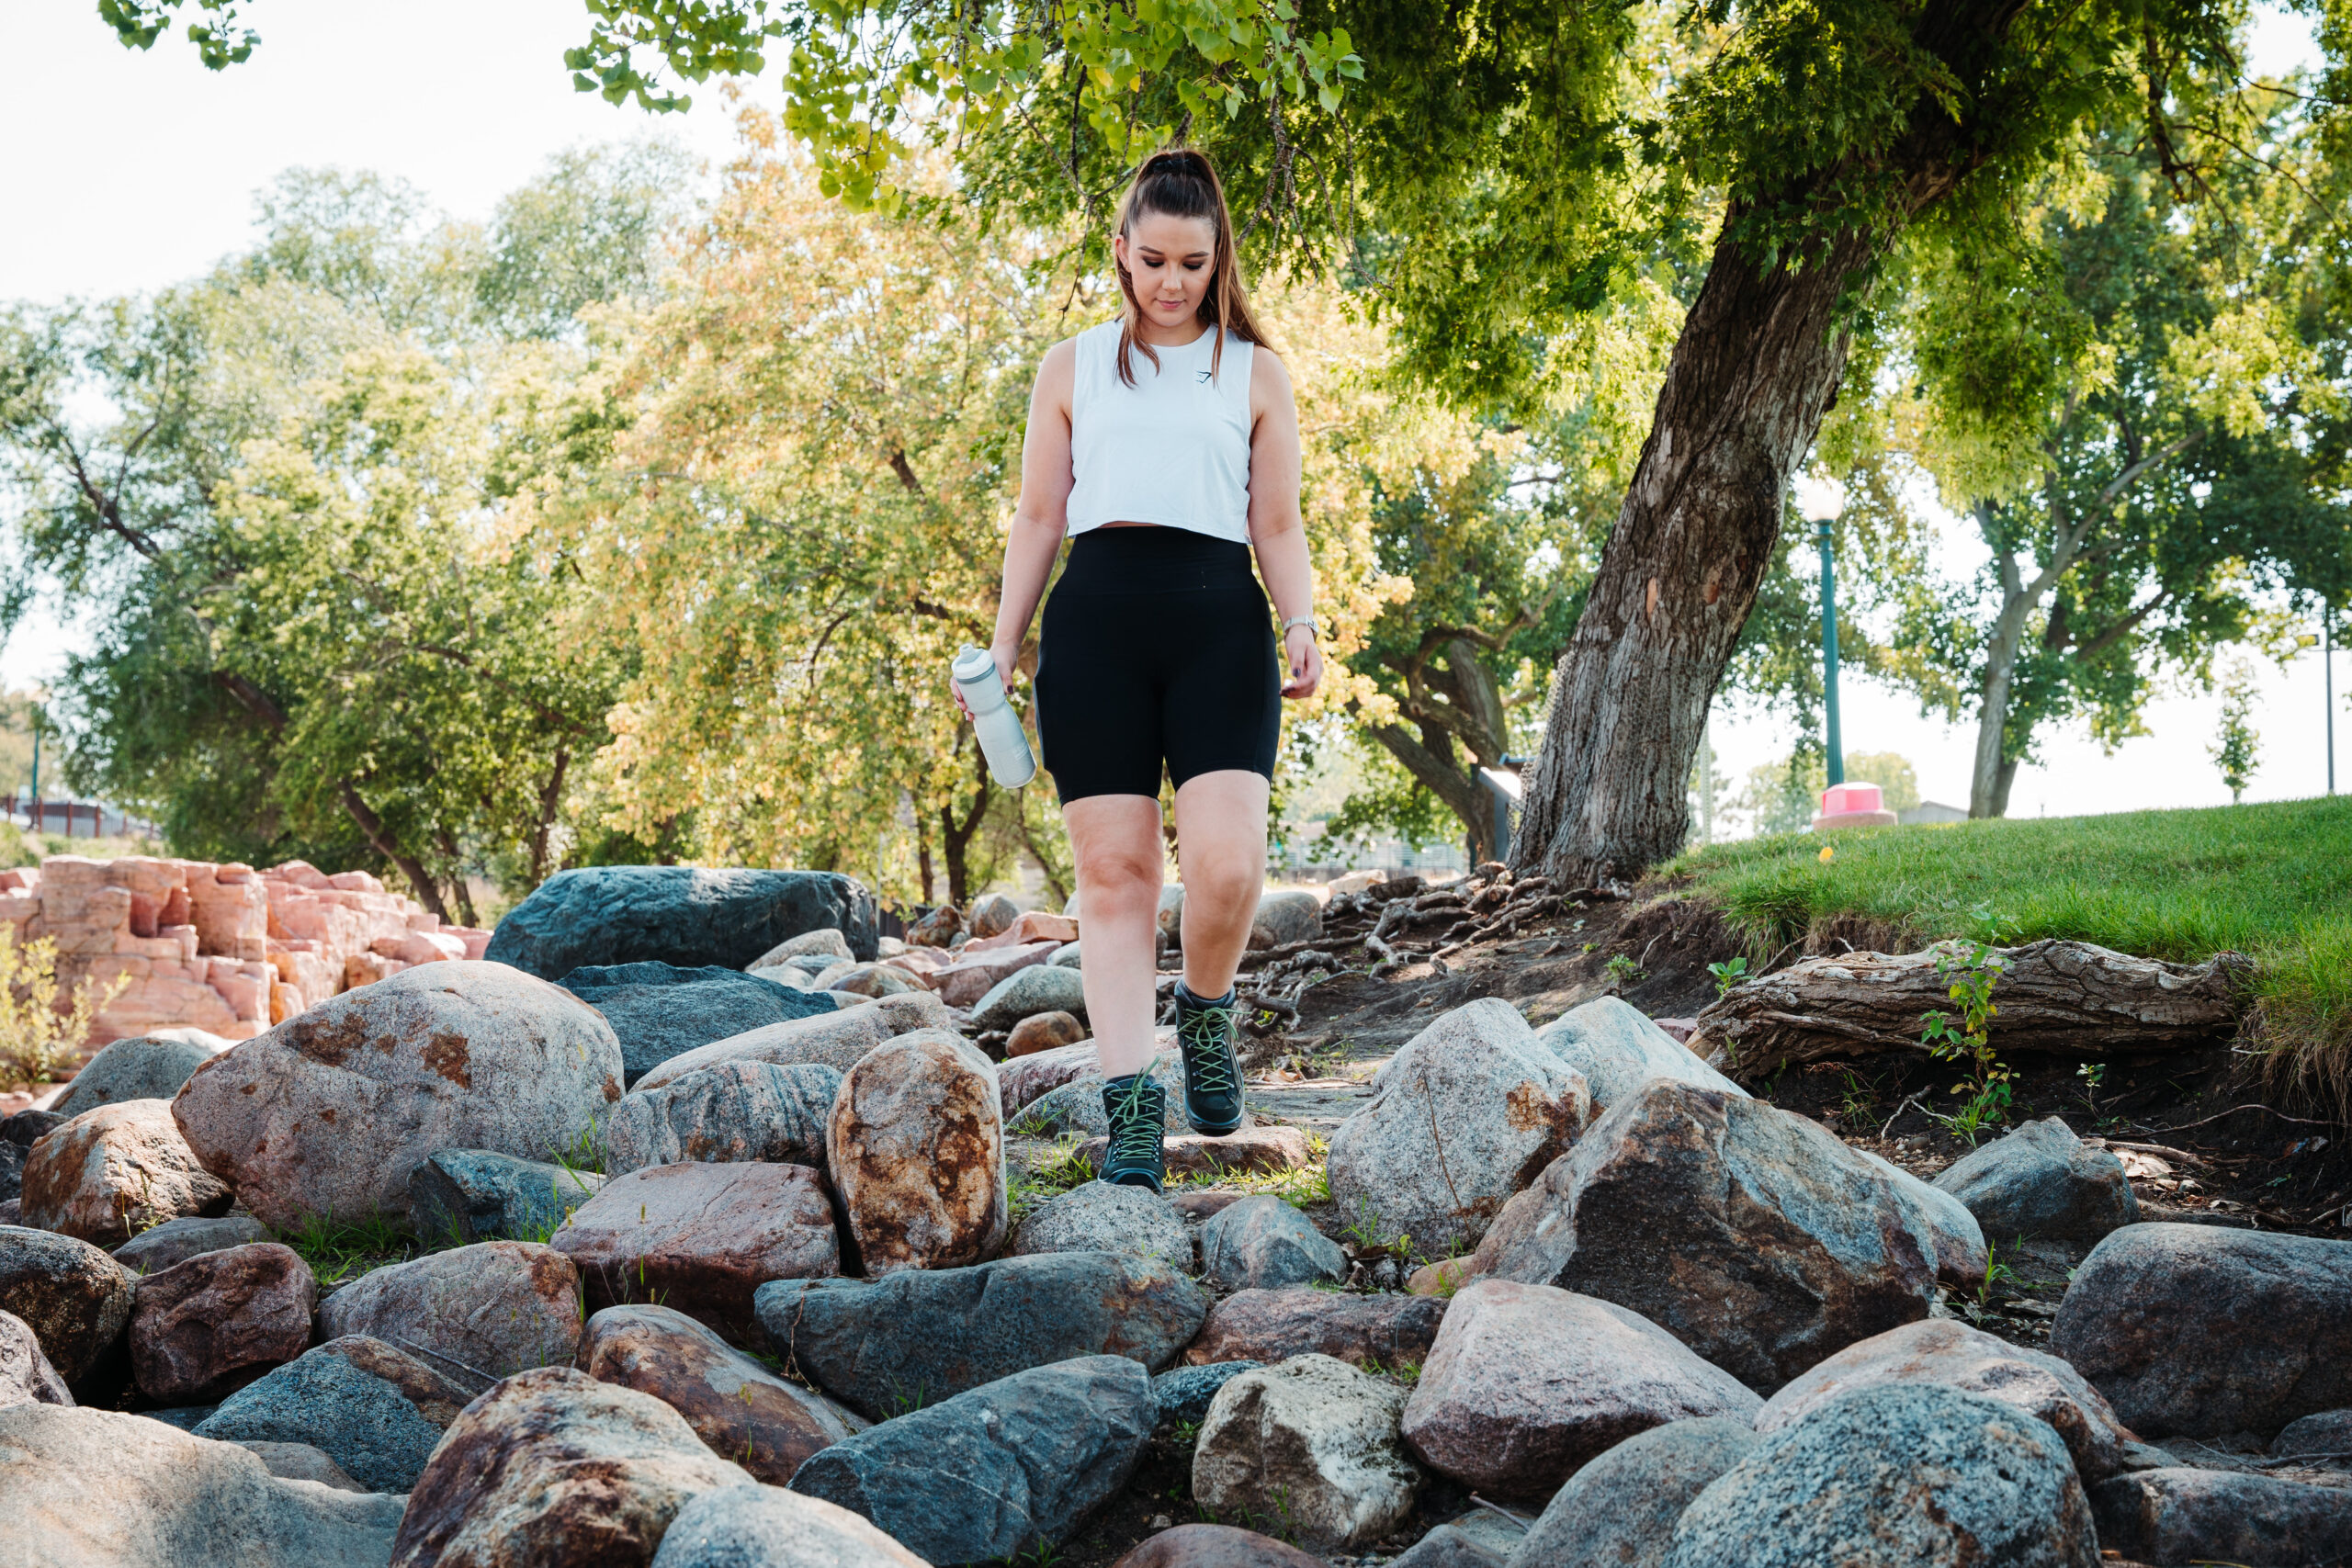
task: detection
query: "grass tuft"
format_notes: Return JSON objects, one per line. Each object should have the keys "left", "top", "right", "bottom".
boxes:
{"left": 1668, "top": 797, "right": 2352, "bottom": 1117}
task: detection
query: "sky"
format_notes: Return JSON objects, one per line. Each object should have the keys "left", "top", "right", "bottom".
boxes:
{"left": 0, "top": 1, "right": 2338, "bottom": 823}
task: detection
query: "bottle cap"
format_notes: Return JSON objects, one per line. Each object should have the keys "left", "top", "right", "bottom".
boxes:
{"left": 951, "top": 646, "right": 996, "bottom": 686}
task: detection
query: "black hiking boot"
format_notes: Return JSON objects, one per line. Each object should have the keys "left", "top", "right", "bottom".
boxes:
{"left": 1173, "top": 982, "right": 1246, "bottom": 1136}
{"left": 1099, "top": 1072, "right": 1167, "bottom": 1193}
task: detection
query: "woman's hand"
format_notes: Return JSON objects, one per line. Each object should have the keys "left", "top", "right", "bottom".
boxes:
{"left": 1281, "top": 625, "right": 1322, "bottom": 700}
{"left": 951, "top": 641, "right": 1023, "bottom": 721}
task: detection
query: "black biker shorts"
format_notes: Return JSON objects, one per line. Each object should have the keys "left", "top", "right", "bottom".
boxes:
{"left": 1034, "top": 526, "right": 1282, "bottom": 804}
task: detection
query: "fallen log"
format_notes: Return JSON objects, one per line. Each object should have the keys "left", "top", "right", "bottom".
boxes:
{"left": 1691, "top": 938, "right": 2253, "bottom": 1075}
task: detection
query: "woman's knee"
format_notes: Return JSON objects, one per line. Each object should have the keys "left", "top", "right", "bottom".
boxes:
{"left": 1076, "top": 846, "right": 1162, "bottom": 912}
{"left": 1182, "top": 848, "right": 1261, "bottom": 916}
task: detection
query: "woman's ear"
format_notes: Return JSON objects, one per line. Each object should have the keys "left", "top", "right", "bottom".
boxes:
{"left": 1112, "top": 231, "right": 1130, "bottom": 273}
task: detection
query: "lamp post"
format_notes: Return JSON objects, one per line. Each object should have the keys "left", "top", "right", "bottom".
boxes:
{"left": 1795, "top": 476, "right": 1847, "bottom": 786}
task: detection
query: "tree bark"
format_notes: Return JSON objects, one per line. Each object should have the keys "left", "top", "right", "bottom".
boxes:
{"left": 1363, "top": 637, "right": 1512, "bottom": 863}
{"left": 937, "top": 742, "right": 989, "bottom": 908}
{"left": 1692, "top": 939, "right": 2253, "bottom": 1075}
{"left": 1511, "top": 222, "right": 1879, "bottom": 882}
{"left": 337, "top": 781, "right": 451, "bottom": 923}
{"left": 1968, "top": 519, "right": 2039, "bottom": 818}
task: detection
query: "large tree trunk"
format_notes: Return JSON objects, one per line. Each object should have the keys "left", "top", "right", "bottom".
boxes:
{"left": 1511, "top": 225, "right": 1879, "bottom": 882}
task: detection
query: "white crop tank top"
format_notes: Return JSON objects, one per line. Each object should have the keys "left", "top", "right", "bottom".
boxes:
{"left": 1066, "top": 317, "right": 1254, "bottom": 542}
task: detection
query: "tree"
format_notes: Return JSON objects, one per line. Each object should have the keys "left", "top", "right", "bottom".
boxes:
{"left": 2210, "top": 660, "right": 2260, "bottom": 804}
{"left": 564, "top": 124, "right": 1396, "bottom": 904}
{"left": 100, "top": 0, "right": 2331, "bottom": 884}
{"left": 1874, "top": 97, "right": 2351, "bottom": 816}
{"left": 2, "top": 148, "right": 672, "bottom": 903}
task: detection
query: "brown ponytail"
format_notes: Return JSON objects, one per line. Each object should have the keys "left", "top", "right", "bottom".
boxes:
{"left": 1112, "top": 147, "right": 1271, "bottom": 388}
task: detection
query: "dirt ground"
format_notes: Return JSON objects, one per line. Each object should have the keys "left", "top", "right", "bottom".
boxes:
{"left": 1021, "top": 873, "right": 2351, "bottom": 1567}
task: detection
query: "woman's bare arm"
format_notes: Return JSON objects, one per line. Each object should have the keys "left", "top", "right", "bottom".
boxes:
{"left": 970, "top": 340, "right": 1077, "bottom": 707}
{"left": 1247, "top": 347, "right": 1321, "bottom": 699}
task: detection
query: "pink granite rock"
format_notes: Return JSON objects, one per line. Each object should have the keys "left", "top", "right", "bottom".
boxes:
{"left": 320, "top": 1240, "right": 582, "bottom": 1379}
{"left": 934, "top": 942, "right": 1061, "bottom": 1009}
{"left": 129, "top": 1242, "right": 317, "bottom": 1403}
{"left": 18, "top": 1100, "right": 232, "bottom": 1247}
{"left": 1399, "top": 1279, "right": 1761, "bottom": 1499}
{"left": 552, "top": 1162, "right": 838, "bottom": 1342}
{"left": 830, "top": 1029, "right": 1007, "bottom": 1275}
{"left": 171, "top": 962, "right": 624, "bottom": 1229}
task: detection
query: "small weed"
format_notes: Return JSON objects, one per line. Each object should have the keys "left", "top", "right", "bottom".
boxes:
{"left": 1361, "top": 1356, "right": 1422, "bottom": 1387}
{"left": 273, "top": 1213, "right": 415, "bottom": 1285}
{"left": 1705, "top": 956, "right": 1749, "bottom": 998}
{"left": 1976, "top": 1239, "right": 2019, "bottom": 1308}
{"left": 1603, "top": 953, "right": 1644, "bottom": 988}
{"left": 885, "top": 1379, "right": 931, "bottom": 1417}
{"left": 548, "top": 1118, "right": 609, "bottom": 1179}
{"left": 1340, "top": 1196, "right": 1408, "bottom": 1256}
{"left": 1009, "top": 1141, "right": 1098, "bottom": 1223}
{"left": 1833, "top": 1066, "right": 1882, "bottom": 1127}
{"left": 1170, "top": 1417, "right": 1201, "bottom": 1447}
{"left": 1921, "top": 938, "right": 2013, "bottom": 1147}
{"left": 2075, "top": 1060, "right": 2108, "bottom": 1115}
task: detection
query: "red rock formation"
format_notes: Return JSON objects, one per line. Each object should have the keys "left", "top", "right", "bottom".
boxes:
{"left": 0, "top": 855, "right": 491, "bottom": 1058}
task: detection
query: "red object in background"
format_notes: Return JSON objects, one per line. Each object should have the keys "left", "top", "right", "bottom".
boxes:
{"left": 1815, "top": 781, "right": 1898, "bottom": 831}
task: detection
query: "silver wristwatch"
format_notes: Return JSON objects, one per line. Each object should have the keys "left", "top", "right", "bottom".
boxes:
{"left": 1281, "top": 615, "right": 1321, "bottom": 640}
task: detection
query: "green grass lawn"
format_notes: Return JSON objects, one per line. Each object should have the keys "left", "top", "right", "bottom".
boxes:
{"left": 1668, "top": 795, "right": 2352, "bottom": 1111}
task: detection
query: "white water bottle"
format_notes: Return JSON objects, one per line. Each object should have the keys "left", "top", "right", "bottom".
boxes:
{"left": 953, "top": 646, "right": 1038, "bottom": 788}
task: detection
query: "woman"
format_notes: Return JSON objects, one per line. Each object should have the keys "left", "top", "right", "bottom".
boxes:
{"left": 958, "top": 148, "right": 1321, "bottom": 1192}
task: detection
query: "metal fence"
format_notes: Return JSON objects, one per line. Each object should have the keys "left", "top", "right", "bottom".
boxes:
{"left": 2, "top": 795, "right": 157, "bottom": 840}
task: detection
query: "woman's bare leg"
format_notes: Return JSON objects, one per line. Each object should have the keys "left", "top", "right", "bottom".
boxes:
{"left": 1062, "top": 794, "right": 1166, "bottom": 1080}
{"left": 1172, "top": 770, "right": 1270, "bottom": 995}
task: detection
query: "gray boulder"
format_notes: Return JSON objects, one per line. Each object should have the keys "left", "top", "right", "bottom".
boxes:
{"left": 407, "top": 1148, "right": 605, "bottom": 1245}
{"left": 1015, "top": 1050, "right": 1187, "bottom": 1137}
{"left": 633, "top": 991, "right": 954, "bottom": 1092}
{"left": 972, "top": 964, "right": 1090, "bottom": 1032}
{"left": 0, "top": 1404, "right": 405, "bottom": 1567}
{"left": 485, "top": 865, "right": 878, "bottom": 977}
{"left": 170, "top": 961, "right": 624, "bottom": 1230}
{"left": 651, "top": 1483, "right": 933, "bottom": 1568}
{"left": 1856, "top": 1147, "right": 1988, "bottom": 1289}
{"left": 1757, "top": 1317, "right": 2128, "bottom": 1481}
{"left": 196, "top": 1347, "right": 444, "bottom": 1494}
{"left": 1152, "top": 1360, "right": 1263, "bottom": 1428}
{"left": 1534, "top": 997, "right": 1746, "bottom": 1111}
{"left": 1008, "top": 1180, "right": 1192, "bottom": 1267}
{"left": 1665, "top": 1382, "right": 2097, "bottom": 1567}
{"left": 755, "top": 1250, "right": 1209, "bottom": 1421}
{"left": 790, "top": 1355, "right": 1155, "bottom": 1564}
{"left": 2052, "top": 1223, "right": 2352, "bottom": 1439}
{"left": 555, "top": 962, "right": 838, "bottom": 1086}
{"left": 1250, "top": 889, "right": 1323, "bottom": 949}
{"left": 1201, "top": 1195, "right": 1346, "bottom": 1290}
{"left": 1193, "top": 1354, "right": 1421, "bottom": 1552}
{"left": 0, "top": 1306, "right": 72, "bottom": 1408}
{"left": 1473, "top": 1082, "right": 1942, "bottom": 1391}
{"left": 0, "top": 1225, "right": 134, "bottom": 1388}
{"left": 1389, "top": 1524, "right": 1504, "bottom": 1568}
{"left": 748, "top": 927, "right": 856, "bottom": 972}
{"left": 1930, "top": 1117, "right": 2136, "bottom": 1244}
{"left": 1328, "top": 998, "right": 1593, "bottom": 1254}
{"left": 1508, "top": 1418, "right": 1758, "bottom": 1568}
{"left": 233, "top": 1439, "right": 367, "bottom": 1492}
{"left": 2092, "top": 1467, "right": 2352, "bottom": 1566}
{"left": 0, "top": 1138, "right": 20, "bottom": 1205}
{"left": 1051, "top": 943, "right": 1083, "bottom": 968}
{"left": 2, "top": 1109, "right": 65, "bottom": 1146}
{"left": 607, "top": 1061, "right": 839, "bottom": 1176}
{"left": 2276, "top": 1407, "right": 2352, "bottom": 1460}
{"left": 113, "top": 1214, "right": 271, "bottom": 1276}
{"left": 53, "top": 1035, "right": 230, "bottom": 1119}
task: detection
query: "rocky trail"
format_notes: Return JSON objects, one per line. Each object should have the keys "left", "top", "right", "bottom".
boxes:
{"left": 4, "top": 859, "right": 2351, "bottom": 1567}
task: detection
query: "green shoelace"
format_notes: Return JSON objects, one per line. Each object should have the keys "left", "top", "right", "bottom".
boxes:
{"left": 1109, "top": 1077, "right": 1163, "bottom": 1166}
{"left": 1178, "top": 1000, "right": 1239, "bottom": 1096}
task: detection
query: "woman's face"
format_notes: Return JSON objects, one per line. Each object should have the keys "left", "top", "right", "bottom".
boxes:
{"left": 1115, "top": 210, "right": 1218, "bottom": 334}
